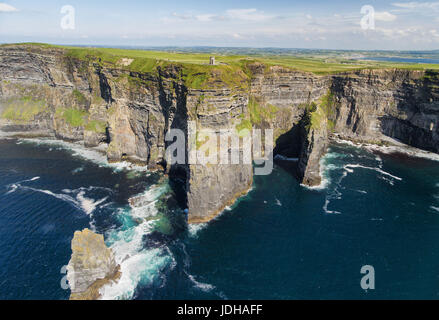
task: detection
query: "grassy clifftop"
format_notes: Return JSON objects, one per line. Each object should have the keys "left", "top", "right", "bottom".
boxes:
{"left": 2, "top": 42, "right": 439, "bottom": 85}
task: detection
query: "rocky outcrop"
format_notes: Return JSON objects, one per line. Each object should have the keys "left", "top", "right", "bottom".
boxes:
{"left": 331, "top": 69, "right": 439, "bottom": 153}
{"left": 67, "top": 228, "right": 120, "bottom": 300}
{"left": 297, "top": 112, "right": 328, "bottom": 186}
{"left": 1, "top": 44, "right": 438, "bottom": 222}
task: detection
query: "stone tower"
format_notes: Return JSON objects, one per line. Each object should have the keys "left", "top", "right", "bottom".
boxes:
{"left": 209, "top": 56, "right": 215, "bottom": 65}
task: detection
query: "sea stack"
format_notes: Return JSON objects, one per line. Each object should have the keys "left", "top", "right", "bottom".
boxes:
{"left": 66, "top": 228, "right": 120, "bottom": 300}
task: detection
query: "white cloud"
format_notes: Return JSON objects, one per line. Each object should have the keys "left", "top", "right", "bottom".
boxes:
{"left": 195, "top": 14, "right": 225, "bottom": 22}
{"left": 166, "top": 8, "right": 273, "bottom": 23}
{"left": 392, "top": 1, "right": 439, "bottom": 9}
{"left": 171, "top": 12, "right": 192, "bottom": 20}
{"left": 375, "top": 11, "right": 397, "bottom": 21}
{"left": 226, "top": 8, "right": 272, "bottom": 21}
{"left": 0, "top": 3, "right": 18, "bottom": 12}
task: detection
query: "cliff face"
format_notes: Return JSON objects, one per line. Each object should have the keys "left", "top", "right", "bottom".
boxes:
{"left": 0, "top": 45, "right": 253, "bottom": 223}
{"left": 1, "top": 45, "right": 438, "bottom": 222}
{"left": 331, "top": 69, "right": 439, "bottom": 152}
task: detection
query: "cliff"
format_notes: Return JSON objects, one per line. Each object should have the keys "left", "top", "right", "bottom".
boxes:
{"left": 67, "top": 228, "right": 120, "bottom": 300}
{"left": 0, "top": 44, "right": 438, "bottom": 222}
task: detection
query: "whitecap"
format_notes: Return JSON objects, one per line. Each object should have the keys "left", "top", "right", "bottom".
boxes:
{"left": 333, "top": 136, "right": 439, "bottom": 162}
{"left": 128, "top": 185, "right": 168, "bottom": 220}
{"left": 323, "top": 198, "right": 341, "bottom": 214}
{"left": 100, "top": 182, "right": 173, "bottom": 300}
{"left": 5, "top": 182, "right": 110, "bottom": 218}
{"left": 72, "top": 167, "right": 84, "bottom": 174}
{"left": 76, "top": 191, "right": 108, "bottom": 215}
{"left": 5, "top": 176, "right": 40, "bottom": 194}
{"left": 344, "top": 164, "right": 402, "bottom": 181}
{"left": 100, "top": 245, "right": 171, "bottom": 300}
{"left": 188, "top": 223, "right": 207, "bottom": 238}
{"left": 430, "top": 206, "right": 439, "bottom": 213}
{"left": 18, "top": 138, "right": 149, "bottom": 173}
{"left": 187, "top": 273, "right": 215, "bottom": 292}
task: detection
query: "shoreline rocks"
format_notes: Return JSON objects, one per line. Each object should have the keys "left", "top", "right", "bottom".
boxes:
{"left": 67, "top": 228, "right": 120, "bottom": 300}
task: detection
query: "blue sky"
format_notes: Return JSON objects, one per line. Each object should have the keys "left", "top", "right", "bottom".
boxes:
{"left": 1, "top": 0, "right": 439, "bottom": 50}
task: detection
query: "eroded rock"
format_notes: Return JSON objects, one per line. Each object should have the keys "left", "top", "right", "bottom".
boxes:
{"left": 67, "top": 228, "right": 120, "bottom": 300}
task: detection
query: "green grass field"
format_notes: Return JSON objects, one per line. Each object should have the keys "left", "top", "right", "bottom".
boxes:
{"left": 3, "top": 42, "right": 439, "bottom": 76}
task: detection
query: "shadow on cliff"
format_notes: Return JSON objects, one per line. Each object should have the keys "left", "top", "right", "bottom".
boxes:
{"left": 380, "top": 70, "right": 439, "bottom": 153}
{"left": 157, "top": 66, "right": 189, "bottom": 212}
{"left": 273, "top": 123, "right": 303, "bottom": 180}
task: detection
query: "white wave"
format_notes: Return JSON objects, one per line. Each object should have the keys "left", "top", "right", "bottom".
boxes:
{"left": 274, "top": 154, "right": 299, "bottom": 162}
{"left": 355, "top": 189, "right": 368, "bottom": 194}
{"left": 76, "top": 191, "right": 108, "bottom": 215}
{"left": 188, "top": 223, "right": 208, "bottom": 238}
{"left": 100, "top": 218, "right": 171, "bottom": 300}
{"left": 344, "top": 164, "right": 402, "bottom": 181}
{"left": 5, "top": 181, "right": 110, "bottom": 219}
{"left": 430, "top": 206, "right": 439, "bottom": 213}
{"left": 129, "top": 185, "right": 168, "bottom": 220}
{"left": 375, "top": 155, "right": 383, "bottom": 168}
{"left": 325, "top": 151, "right": 351, "bottom": 160}
{"left": 333, "top": 136, "right": 439, "bottom": 162}
{"left": 323, "top": 198, "right": 341, "bottom": 214}
{"left": 100, "top": 183, "right": 173, "bottom": 300}
{"left": 275, "top": 198, "right": 282, "bottom": 206}
{"left": 378, "top": 176, "right": 394, "bottom": 186}
{"left": 100, "top": 244, "right": 171, "bottom": 300}
{"left": 300, "top": 158, "right": 330, "bottom": 191}
{"left": 5, "top": 176, "right": 40, "bottom": 195}
{"left": 18, "top": 138, "right": 149, "bottom": 172}
{"left": 29, "top": 187, "right": 84, "bottom": 210}
{"left": 72, "top": 167, "right": 84, "bottom": 174}
{"left": 187, "top": 273, "right": 215, "bottom": 292}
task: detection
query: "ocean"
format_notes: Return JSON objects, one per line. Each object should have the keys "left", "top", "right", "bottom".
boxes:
{"left": 0, "top": 138, "right": 439, "bottom": 299}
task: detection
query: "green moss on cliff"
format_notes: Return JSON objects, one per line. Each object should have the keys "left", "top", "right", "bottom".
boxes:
{"left": 56, "top": 107, "right": 88, "bottom": 127}
{"left": 1, "top": 96, "right": 49, "bottom": 122}
{"left": 72, "top": 89, "right": 88, "bottom": 105}
{"left": 302, "top": 91, "right": 338, "bottom": 131}
{"left": 85, "top": 120, "right": 107, "bottom": 133}
{"left": 235, "top": 119, "right": 252, "bottom": 134}
{"left": 248, "top": 96, "right": 279, "bottom": 125}
{"left": 308, "top": 104, "right": 327, "bottom": 130}
{"left": 182, "top": 64, "right": 248, "bottom": 90}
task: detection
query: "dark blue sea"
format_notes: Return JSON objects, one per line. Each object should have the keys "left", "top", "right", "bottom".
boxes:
{"left": 1, "top": 137, "right": 439, "bottom": 299}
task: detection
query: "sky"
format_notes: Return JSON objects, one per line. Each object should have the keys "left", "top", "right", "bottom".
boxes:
{"left": 1, "top": 0, "right": 439, "bottom": 50}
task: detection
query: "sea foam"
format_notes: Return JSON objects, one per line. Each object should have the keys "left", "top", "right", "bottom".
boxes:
{"left": 99, "top": 184, "right": 173, "bottom": 300}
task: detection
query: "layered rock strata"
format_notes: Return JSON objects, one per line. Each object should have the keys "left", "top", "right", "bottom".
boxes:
{"left": 1, "top": 45, "right": 438, "bottom": 222}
